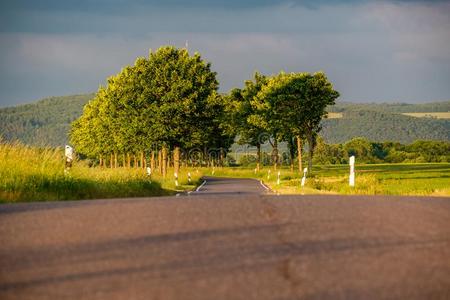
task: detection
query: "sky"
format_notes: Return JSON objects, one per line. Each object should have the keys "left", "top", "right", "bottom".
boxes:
{"left": 0, "top": 0, "right": 449, "bottom": 107}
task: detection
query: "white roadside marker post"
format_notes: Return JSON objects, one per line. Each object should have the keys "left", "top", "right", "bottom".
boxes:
{"left": 146, "top": 167, "right": 152, "bottom": 183}
{"left": 64, "top": 145, "right": 74, "bottom": 174}
{"left": 188, "top": 172, "right": 191, "bottom": 183}
{"left": 267, "top": 169, "right": 271, "bottom": 180}
{"left": 174, "top": 172, "right": 179, "bottom": 187}
{"left": 254, "top": 168, "right": 257, "bottom": 174}
{"left": 277, "top": 171, "right": 281, "bottom": 185}
{"left": 301, "top": 167, "right": 308, "bottom": 187}
{"left": 212, "top": 166, "right": 215, "bottom": 175}
{"left": 349, "top": 155, "right": 355, "bottom": 187}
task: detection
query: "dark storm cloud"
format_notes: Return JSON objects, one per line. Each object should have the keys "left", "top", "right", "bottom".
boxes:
{"left": 0, "top": 0, "right": 449, "bottom": 106}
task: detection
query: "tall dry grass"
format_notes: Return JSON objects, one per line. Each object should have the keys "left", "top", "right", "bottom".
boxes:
{"left": 0, "top": 141, "right": 202, "bottom": 203}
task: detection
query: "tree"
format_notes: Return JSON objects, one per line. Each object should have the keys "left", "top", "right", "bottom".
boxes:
{"left": 313, "top": 136, "right": 346, "bottom": 165}
{"left": 256, "top": 71, "right": 339, "bottom": 173}
{"left": 229, "top": 72, "right": 269, "bottom": 170}
{"left": 246, "top": 74, "right": 288, "bottom": 170}
{"left": 343, "top": 137, "right": 374, "bottom": 163}
{"left": 140, "top": 47, "right": 218, "bottom": 175}
{"left": 71, "top": 46, "right": 219, "bottom": 175}
{"left": 201, "top": 93, "right": 236, "bottom": 167}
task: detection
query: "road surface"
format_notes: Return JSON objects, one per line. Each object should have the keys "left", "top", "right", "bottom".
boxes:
{"left": 1, "top": 177, "right": 450, "bottom": 300}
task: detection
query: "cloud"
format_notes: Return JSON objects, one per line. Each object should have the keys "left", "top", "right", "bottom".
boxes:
{"left": 0, "top": 0, "right": 449, "bottom": 106}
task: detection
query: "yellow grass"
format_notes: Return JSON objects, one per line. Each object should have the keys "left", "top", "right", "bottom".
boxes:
{"left": 326, "top": 112, "right": 343, "bottom": 119}
{"left": 0, "top": 142, "right": 203, "bottom": 203}
{"left": 402, "top": 112, "right": 450, "bottom": 119}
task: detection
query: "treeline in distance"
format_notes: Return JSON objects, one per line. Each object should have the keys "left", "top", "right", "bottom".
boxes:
{"left": 236, "top": 138, "right": 450, "bottom": 167}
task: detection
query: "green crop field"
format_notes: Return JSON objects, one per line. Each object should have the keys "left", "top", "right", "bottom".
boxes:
{"left": 0, "top": 142, "right": 202, "bottom": 203}
{"left": 203, "top": 164, "right": 450, "bottom": 196}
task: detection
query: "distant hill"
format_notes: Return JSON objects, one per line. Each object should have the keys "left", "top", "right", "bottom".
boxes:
{"left": 0, "top": 94, "right": 93, "bottom": 146}
{"left": 0, "top": 94, "right": 449, "bottom": 146}
{"left": 321, "top": 110, "right": 450, "bottom": 144}
{"left": 328, "top": 100, "right": 450, "bottom": 113}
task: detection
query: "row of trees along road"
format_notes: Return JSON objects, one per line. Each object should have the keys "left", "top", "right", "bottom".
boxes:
{"left": 71, "top": 46, "right": 339, "bottom": 176}
{"left": 230, "top": 71, "right": 339, "bottom": 172}
{"left": 70, "top": 46, "right": 234, "bottom": 177}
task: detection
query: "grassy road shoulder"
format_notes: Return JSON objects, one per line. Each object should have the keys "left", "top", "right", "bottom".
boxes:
{"left": 0, "top": 143, "right": 203, "bottom": 203}
{"left": 203, "top": 164, "right": 450, "bottom": 196}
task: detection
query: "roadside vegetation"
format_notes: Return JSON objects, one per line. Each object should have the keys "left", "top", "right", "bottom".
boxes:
{"left": 203, "top": 164, "right": 450, "bottom": 196}
{"left": 232, "top": 138, "right": 450, "bottom": 166}
{"left": 0, "top": 142, "right": 202, "bottom": 203}
{"left": 1, "top": 141, "right": 448, "bottom": 203}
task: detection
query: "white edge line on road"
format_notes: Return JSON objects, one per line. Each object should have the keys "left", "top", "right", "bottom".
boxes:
{"left": 196, "top": 180, "right": 207, "bottom": 192}
{"left": 260, "top": 180, "right": 270, "bottom": 191}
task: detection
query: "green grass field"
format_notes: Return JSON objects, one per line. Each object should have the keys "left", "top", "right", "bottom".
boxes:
{"left": 203, "top": 163, "right": 450, "bottom": 196}
{"left": 0, "top": 142, "right": 202, "bottom": 203}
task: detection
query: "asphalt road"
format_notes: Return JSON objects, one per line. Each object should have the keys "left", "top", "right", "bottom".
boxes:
{"left": 1, "top": 177, "right": 450, "bottom": 300}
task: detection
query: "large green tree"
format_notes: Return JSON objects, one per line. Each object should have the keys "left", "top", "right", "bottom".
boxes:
{"left": 256, "top": 71, "right": 339, "bottom": 172}
{"left": 229, "top": 72, "right": 269, "bottom": 170}
{"left": 71, "top": 46, "right": 219, "bottom": 175}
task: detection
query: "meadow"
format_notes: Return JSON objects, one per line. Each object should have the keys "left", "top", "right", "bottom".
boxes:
{"left": 0, "top": 142, "right": 202, "bottom": 203}
{"left": 1, "top": 142, "right": 449, "bottom": 203}
{"left": 203, "top": 163, "right": 450, "bottom": 196}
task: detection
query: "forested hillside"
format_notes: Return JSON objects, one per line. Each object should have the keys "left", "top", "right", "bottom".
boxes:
{"left": 328, "top": 101, "right": 450, "bottom": 113}
{"left": 0, "top": 94, "right": 449, "bottom": 146}
{"left": 321, "top": 110, "right": 450, "bottom": 144}
{"left": 0, "top": 94, "right": 93, "bottom": 146}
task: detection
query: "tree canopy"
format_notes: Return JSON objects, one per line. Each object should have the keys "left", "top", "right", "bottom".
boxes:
{"left": 251, "top": 71, "right": 339, "bottom": 171}
{"left": 71, "top": 46, "right": 227, "bottom": 172}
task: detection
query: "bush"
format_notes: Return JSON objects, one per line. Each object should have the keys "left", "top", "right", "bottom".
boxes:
{"left": 238, "top": 154, "right": 257, "bottom": 167}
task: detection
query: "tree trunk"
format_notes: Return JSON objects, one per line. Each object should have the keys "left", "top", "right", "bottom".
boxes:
{"left": 158, "top": 150, "right": 162, "bottom": 173}
{"left": 151, "top": 151, "right": 155, "bottom": 172}
{"left": 256, "top": 143, "right": 261, "bottom": 171}
{"left": 99, "top": 155, "right": 103, "bottom": 168}
{"left": 162, "top": 146, "right": 168, "bottom": 178}
{"left": 114, "top": 152, "right": 118, "bottom": 168}
{"left": 133, "top": 154, "right": 137, "bottom": 168}
{"left": 174, "top": 146, "right": 181, "bottom": 176}
{"left": 204, "top": 146, "right": 209, "bottom": 167}
{"left": 110, "top": 153, "right": 113, "bottom": 169}
{"left": 174, "top": 146, "right": 180, "bottom": 174}
{"left": 290, "top": 153, "right": 294, "bottom": 172}
{"left": 140, "top": 151, "right": 144, "bottom": 169}
{"left": 219, "top": 148, "right": 225, "bottom": 167}
{"left": 127, "top": 153, "right": 131, "bottom": 168}
{"left": 122, "top": 154, "right": 125, "bottom": 168}
{"left": 272, "top": 139, "right": 278, "bottom": 170}
{"left": 307, "top": 132, "right": 314, "bottom": 173}
{"left": 287, "top": 137, "right": 295, "bottom": 172}
{"left": 296, "top": 135, "right": 303, "bottom": 173}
